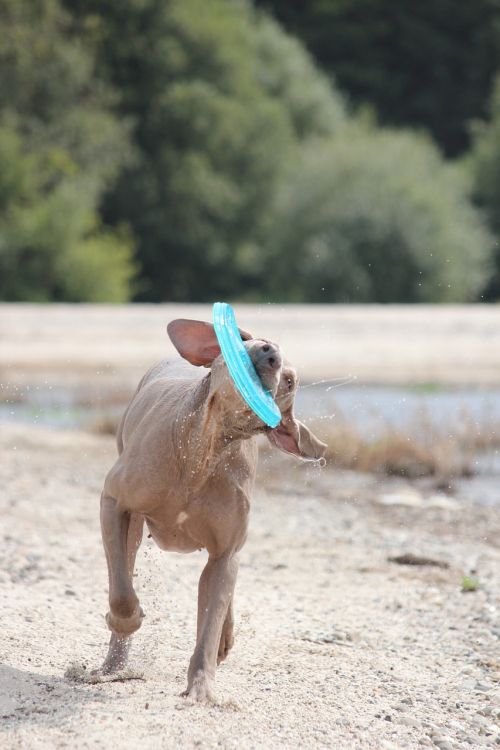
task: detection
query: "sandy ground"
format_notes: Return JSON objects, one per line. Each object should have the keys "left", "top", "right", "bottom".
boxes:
{"left": 2, "top": 303, "right": 500, "bottom": 389}
{"left": 1, "top": 424, "right": 499, "bottom": 749}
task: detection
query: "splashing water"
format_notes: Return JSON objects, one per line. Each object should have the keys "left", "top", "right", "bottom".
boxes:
{"left": 298, "top": 375, "right": 357, "bottom": 391}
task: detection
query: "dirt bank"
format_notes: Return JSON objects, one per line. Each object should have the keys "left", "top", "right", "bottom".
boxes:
{"left": 2, "top": 303, "right": 500, "bottom": 390}
{"left": 1, "top": 424, "right": 498, "bottom": 749}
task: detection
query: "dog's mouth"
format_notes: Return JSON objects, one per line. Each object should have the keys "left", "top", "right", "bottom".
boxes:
{"left": 247, "top": 342, "right": 282, "bottom": 397}
{"left": 255, "top": 365, "right": 281, "bottom": 397}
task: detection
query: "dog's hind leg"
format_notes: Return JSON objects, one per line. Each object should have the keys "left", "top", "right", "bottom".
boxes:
{"left": 196, "top": 563, "right": 235, "bottom": 666}
{"left": 98, "top": 497, "right": 144, "bottom": 675}
{"left": 217, "top": 598, "right": 234, "bottom": 665}
{"left": 184, "top": 553, "right": 239, "bottom": 700}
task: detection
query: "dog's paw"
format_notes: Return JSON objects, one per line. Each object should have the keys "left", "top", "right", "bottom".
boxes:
{"left": 92, "top": 660, "right": 125, "bottom": 678}
{"left": 65, "top": 662, "right": 143, "bottom": 684}
{"left": 181, "top": 671, "right": 216, "bottom": 703}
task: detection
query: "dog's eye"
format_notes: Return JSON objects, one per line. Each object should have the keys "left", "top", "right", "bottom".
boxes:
{"left": 287, "top": 377, "right": 294, "bottom": 390}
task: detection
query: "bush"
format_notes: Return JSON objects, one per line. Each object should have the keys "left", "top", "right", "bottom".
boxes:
{"left": 0, "top": 126, "right": 135, "bottom": 302}
{"left": 0, "top": 0, "right": 135, "bottom": 302}
{"left": 470, "top": 75, "right": 500, "bottom": 299}
{"left": 264, "top": 124, "right": 493, "bottom": 302}
{"left": 253, "top": 14, "right": 347, "bottom": 140}
{"left": 471, "top": 77, "right": 500, "bottom": 232}
{"left": 67, "top": 0, "right": 349, "bottom": 301}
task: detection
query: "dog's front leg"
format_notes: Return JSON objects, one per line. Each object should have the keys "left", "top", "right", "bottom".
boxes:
{"left": 98, "top": 495, "right": 144, "bottom": 674}
{"left": 184, "top": 553, "right": 239, "bottom": 701}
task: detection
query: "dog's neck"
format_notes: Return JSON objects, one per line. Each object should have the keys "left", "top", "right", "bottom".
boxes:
{"left": 171, "top": 373, "right": 258, "bottom": 487}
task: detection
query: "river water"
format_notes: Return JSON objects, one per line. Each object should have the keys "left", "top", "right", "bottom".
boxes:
{"left": 1, "top": 382, "right": 499, "bottom": 505}
{"left": 296, "top": 383, "right": 500, "bottom": 434}
{"left": 3, "top": 382, "right": 500, "bottom": 430}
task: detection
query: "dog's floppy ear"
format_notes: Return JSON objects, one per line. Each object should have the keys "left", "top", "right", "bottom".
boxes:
{"left": 267, "top": 407, "right": 327, "bottom": 461}
{"left": 167, "top": 319, "right": 253, "bottom": 367}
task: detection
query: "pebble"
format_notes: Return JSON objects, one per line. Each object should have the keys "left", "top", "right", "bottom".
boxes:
{"left": 475, "top": 681, "right": 493, "bottom": 692}
{"left": 432, "top": 738, "right": 454, "bottom": 750}
{"left": 401, "top": 696, "right": 414, "bottom": 706}
{"left": 427, "top": 494, "right": 459, "bottom": 510}
{"left": 447, "top": 720, "right": 464, "bottom": 732}
{"left": 460, "top": 667, "right": 475, "bottom": 676}
{"left": 398, "top": 715, "right": 420, "bottom": 728}
{"left": 378, "top": 491, "right": 423, "bottom": 507}
{"left": 425, "top": 722, "right": 440, "bottom": 732}
{"left": 479, "top": 707, "right": 494, "bottom": 717}
{"left": 334, "top": 630, "right": 348, "bottom": 641}
{"left": 473, "top": 715, "right": 489, "bottom": 729}
{"left": 461, "top": 679, "right": 477, "bottom": 690}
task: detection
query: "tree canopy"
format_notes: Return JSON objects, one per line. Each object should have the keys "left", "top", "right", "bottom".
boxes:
{"left": 1, "top": 0, "right": 499, "bottom": 303}
{"left": 255, "top": 0, "right": 500, "bottom": 157}
{"left": 65, "top": 0, "right": 348, "bottom": 301}
{"left": 0, "top": 0, "right": 135, "bottom": 301}
{"left": 264, "top": 125, "right": 493, "bottom": 302}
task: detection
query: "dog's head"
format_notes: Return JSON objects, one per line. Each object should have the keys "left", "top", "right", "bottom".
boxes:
{"left": 167, "top": 318, "right": 327, "bottom": 462}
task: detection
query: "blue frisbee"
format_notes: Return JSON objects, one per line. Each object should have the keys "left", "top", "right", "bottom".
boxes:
{"left": 212, "top": 302, "right": 281, "bottom": 428}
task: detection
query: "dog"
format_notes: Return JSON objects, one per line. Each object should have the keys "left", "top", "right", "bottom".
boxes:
{"left": 96, "top": 317, "right": 327, "bottom": 700}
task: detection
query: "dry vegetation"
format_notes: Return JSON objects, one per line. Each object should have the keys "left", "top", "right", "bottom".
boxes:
{"left": 310, "top": 410, "right": 500, "bottom": 479}
{"left": 87, "top": 404, "right": 500, "bottom": 483}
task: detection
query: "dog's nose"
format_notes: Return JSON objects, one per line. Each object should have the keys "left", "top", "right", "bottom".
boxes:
{"left": 257, "top": 343, "right": 282, "bottom": 371}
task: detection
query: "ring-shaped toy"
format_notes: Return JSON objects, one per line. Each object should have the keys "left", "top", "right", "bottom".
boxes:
{"left": 212, "top": 302, "right": 281, "bottom": 428}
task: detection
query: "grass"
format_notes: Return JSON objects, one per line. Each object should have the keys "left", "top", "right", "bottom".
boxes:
{"left": 461, "top": 575, "right": 480, "bottom": 592}
{"left": 309, "top": 409, "right": 500, "bottom": 479}
{"left": 87, "top": 412, "right": 121, "bottom": 436}
{"left": 408, "top": 382, "right": 444, "bottom": 394}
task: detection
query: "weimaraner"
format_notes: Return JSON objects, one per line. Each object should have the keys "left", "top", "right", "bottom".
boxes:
{"left": 96, "top": 317, "right": 327, "bottom": 701}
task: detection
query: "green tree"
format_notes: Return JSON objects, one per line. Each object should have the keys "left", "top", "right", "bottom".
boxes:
{"left": 264, "top": 124, "right": 493, "bottom": 302}
{"left": 255, "top": 0, "right": 500, "bottom": 157}
{"left": 470, "top": 75, "right": 500, "bottom": 299}
{"left": 0, "top": 0, "right": 135, "bottom": 301}
{"left": 65, "top": 0, "right": 347, "bottom": 301}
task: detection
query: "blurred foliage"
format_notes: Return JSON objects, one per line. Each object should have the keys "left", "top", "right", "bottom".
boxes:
{"left": 66, "top": 0, "right": 347, "bottom": 301}
{"left": 255, "top": 0, "right": 500, "bottom": 158}
{"left": 0, "top": 0, "right": 499, "bottom": 303}
{"left": 470, "top": 75, "right": 500, "bottom": 300}
{"left": 0, "top": 0, "right": 135, "bottom": 301}
{"left": 263, "top": 124, "right": 493, "bottom": 302}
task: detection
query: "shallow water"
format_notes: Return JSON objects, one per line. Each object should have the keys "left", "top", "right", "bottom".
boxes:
{"left": 296, "top": 383, "right": 500, "bottom": 434}
{"left": 2, "top": 383, "right": 499, "bottom": 505}
{"left": 3, "top": 382, "right": 500, "bottom": 435}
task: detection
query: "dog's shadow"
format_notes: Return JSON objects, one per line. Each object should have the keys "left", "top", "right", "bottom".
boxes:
{"left": 0, "top": 663, "right": 107, "bottom": 728}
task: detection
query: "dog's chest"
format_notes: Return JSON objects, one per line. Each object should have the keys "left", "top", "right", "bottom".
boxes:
{"left": 145, "top": 508, "right": 203, "bottom": 553}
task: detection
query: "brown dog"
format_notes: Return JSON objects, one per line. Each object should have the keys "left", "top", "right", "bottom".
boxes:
{"left": 96, "top": 318, "right": 326, "bottom": 700}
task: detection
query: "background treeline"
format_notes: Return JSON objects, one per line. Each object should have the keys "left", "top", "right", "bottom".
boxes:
{"left": 1, "top": 0, "right": 500, "bottom": 303}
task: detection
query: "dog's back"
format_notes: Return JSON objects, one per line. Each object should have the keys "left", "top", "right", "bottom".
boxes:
{"left": 116, "top": 358, "right": 205, "bottom": 454}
